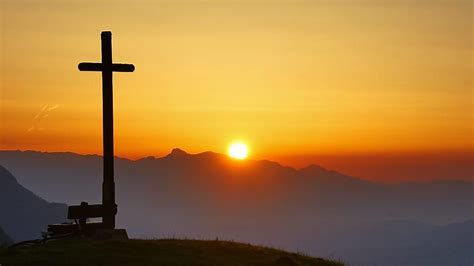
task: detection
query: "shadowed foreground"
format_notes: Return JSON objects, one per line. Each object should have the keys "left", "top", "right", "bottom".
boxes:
{"left": 0, "top": 238, "right": 342, "bottom": 266}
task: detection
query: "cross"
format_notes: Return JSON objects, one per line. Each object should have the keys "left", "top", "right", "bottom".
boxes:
{"left": 78, "top": 31, "right": 134, "bottom": 229}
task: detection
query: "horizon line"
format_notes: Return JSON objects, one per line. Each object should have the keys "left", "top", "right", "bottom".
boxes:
{"left": 1, "top": 148, "right": 473, "bottom": 185}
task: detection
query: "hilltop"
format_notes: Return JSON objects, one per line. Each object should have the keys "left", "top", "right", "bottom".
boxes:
{"left": 0, "top": 238, "right": 342, "bottom": 266}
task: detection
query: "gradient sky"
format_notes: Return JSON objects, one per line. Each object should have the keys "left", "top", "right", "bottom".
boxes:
{"left": 1, "top": 0, "right": 472, "bottom": 181}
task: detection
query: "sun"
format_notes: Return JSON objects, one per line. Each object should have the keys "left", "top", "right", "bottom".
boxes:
{"left": 228, "top": 142, "right": 249, "bottom": 160}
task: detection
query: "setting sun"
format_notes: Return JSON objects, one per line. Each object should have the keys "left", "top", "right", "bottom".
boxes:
{"left": 228, "top": 142, "right": 249, "bottom": 160}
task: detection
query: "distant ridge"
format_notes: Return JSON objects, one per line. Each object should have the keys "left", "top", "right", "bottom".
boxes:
{"left": 0, "top": 149, "right": 330, "bottom": 173}
{"left": 167, "top": 148, "right": 190, "bottom": 157}
{"left": 0, "top": 149, "right": 472, "bottom": 265}
{"left": 0, "top": 226, "right": 12, "bottom": 245}
{"left": 0, "top": 165, "right": 67, "bottom": 241}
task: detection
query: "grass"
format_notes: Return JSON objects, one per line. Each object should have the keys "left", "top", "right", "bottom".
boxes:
{"left": 0, "top": 238, "right": 342, "bottom": 266}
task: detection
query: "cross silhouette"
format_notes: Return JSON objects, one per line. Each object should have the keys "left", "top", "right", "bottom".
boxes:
{"left": 78, "top": 31, "right": 134, "bottom": 229}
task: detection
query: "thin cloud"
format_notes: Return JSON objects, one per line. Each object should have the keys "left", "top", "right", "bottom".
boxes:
{"left": 27, "top": 104, "right": 60, "bottom": 133}
{"left": 47, "top": 104, "right": 59, "bottom": 111}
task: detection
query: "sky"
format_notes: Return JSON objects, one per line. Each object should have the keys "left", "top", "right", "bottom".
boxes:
{"left": 1, "top": 0, "right": 472, "bottom": 182}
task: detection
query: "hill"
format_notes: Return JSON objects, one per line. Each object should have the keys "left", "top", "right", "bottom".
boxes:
{"left": 0, "top": 238, "right": 342, "bottom": 266}
{"left": 0, "top": 165, "right": 67, "bottom": 241}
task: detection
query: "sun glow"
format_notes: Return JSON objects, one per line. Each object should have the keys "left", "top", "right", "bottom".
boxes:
{"left": 228, "top": 142, "right": 249, "bottom": 160}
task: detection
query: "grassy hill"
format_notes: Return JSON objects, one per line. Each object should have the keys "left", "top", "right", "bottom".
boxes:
{"left": 0, "top": 238, "right": 342, "bottom": 266}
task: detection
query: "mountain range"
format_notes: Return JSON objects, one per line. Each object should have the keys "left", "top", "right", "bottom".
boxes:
{"left": 0, "top": 165, "right": 66, "bottom": 242}
{"left": 0, "top": 149, "right": 472, "bottom": 265}
{"left": 0, "top": 226, "right": 12, "bottom": 245}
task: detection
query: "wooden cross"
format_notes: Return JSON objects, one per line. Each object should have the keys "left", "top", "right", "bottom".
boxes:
{"left": 78, "top": 31, "right": 134, "bottom": 229}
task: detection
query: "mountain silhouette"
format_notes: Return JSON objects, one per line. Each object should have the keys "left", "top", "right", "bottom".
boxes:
{"left": 0, "top": 226, "right": 12, "bottom": 245}
{"left": 0, "top": 165, "right": 67, "bottom": 241}
{"left": 0, "top": 149, "right": 472, "bottom": 265}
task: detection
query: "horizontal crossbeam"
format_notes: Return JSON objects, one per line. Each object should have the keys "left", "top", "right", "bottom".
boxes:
{"left": 78, "top": 62, "right": 135, "bottom": 72}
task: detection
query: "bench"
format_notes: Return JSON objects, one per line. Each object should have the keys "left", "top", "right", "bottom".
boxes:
{"left": 48, "top": 202, "right": 117, "bottom": 236}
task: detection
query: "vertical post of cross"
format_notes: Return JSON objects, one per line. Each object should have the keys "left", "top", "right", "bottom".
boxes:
{"left": 101, "top": 31, "right": 115, "bottom": 229}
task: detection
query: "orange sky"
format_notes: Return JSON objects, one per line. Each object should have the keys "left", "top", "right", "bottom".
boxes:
{"left": 0, "top": 1, "right": 473, "bottom": 181}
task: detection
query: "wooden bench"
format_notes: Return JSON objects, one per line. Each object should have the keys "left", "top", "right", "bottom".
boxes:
{"left": 48, "top": 202, "right": 117, "bottom": 236}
